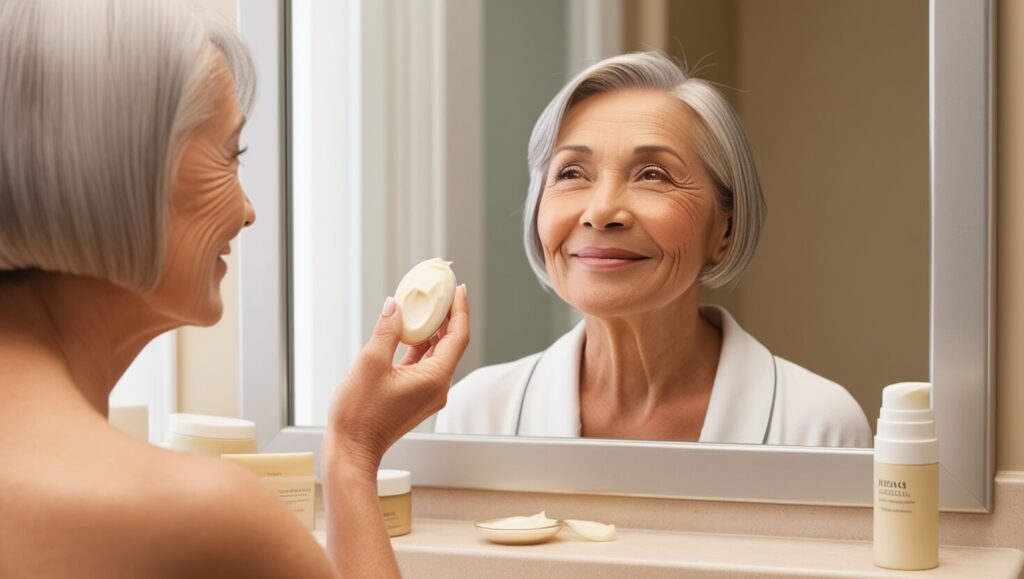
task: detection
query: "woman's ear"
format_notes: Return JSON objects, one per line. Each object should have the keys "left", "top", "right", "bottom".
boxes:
{"left": 708, "top": 212, "right": 732, "bottom": 266}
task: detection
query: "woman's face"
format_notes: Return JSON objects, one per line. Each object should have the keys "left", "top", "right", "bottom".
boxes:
{"left": 537, "top": 88, "right": 731, "bottom": 317}
{"left": 147, "top": 55, "right": 255, "bottom": 326}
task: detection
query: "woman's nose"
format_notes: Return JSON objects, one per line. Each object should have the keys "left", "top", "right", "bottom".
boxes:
{"left": 243, "top": 194, "right": 256, "bottom": 227}
{"left": 580, "top": 181, "right": 632, "bottom": 230}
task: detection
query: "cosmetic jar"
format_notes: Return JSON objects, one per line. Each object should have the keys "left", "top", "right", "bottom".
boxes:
{"left": 223, "top": 452, "right": 316, "bottom": 530}
{"left": 378, "top": 469, "right": 412, "bottom": 537}
{"left": 167, "top": 413, "right": 257, "bottom": 456}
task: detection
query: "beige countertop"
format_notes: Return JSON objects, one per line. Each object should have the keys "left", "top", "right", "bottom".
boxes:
{"left": 313, "top": 518, "right": 1024, "bottom": 578}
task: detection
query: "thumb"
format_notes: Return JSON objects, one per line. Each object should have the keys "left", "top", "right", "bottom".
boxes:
{"left": 363, "top": 296, "right": 403, "bottom": 364}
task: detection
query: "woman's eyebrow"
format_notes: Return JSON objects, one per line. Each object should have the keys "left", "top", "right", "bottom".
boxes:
{"left": 634, "top": 145, "right": 687, "bottom": 168}
{"left": 553, "top": 144, "right": 592, "bottom": 156}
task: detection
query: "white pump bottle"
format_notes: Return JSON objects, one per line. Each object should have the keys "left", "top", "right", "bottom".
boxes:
{"left": 873, "top": 382, "right": 939, "bottom": 570}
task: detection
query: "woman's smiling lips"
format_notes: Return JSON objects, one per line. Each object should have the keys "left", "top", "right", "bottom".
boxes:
{"left": 571, "top": 246, "right": 649, "bottom": 270}
{"left": 216, "top": 244, "right": 230, "bottom": 273}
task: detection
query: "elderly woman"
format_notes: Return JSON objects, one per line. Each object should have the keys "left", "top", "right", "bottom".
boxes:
{"left": 437, "top": 52, "right": 870, "bottom": 448}
{"left": 0, "top": 1, "right": 467, "bottom": 577}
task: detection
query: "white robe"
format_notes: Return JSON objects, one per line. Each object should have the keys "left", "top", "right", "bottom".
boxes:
{"left": 436, "top": 306, "right": 873, "bottom": 448}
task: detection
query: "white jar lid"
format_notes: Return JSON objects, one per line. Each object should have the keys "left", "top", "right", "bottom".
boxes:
{"left": 378, "top": 469, "right": 411, "bottom": 497}
{"left": 168, "top": 413, "right": 256, "bottom": 441}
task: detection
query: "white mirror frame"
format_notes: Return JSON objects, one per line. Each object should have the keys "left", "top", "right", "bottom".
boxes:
{"left": 239, "top": 0, "right": 994, "bottom": 511}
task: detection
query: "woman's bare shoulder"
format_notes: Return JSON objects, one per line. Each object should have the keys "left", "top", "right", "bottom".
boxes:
{"left": 137, "top": 447, "right": 338, "bottom": 579}
{"left": 0, "top": 432, "right": 336, "bottom": 579}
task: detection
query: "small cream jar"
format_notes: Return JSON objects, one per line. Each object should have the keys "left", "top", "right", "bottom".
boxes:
{"left": 378, "top": 470, "right": 412, "bottom": 537}
{"left": 167, "top": 413, "right": 257, "bottom": 456}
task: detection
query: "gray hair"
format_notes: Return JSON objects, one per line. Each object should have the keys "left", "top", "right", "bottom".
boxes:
{"left": 0, "top": 0, "right": 256, "bottom": 290}
{"left": 524, "top": 51, "right": 765, "bottom": 289}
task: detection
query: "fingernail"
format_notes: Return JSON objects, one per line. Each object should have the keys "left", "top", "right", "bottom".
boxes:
{"left": 459, "top": 283, "right": 467, "bottom": 296}
{"left": 382, "top": 296, "right": 396, "bottom": 317}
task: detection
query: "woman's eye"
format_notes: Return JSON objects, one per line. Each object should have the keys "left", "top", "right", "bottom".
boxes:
{"left": 640, "top": 166, "right": 667, "bottom": 181}
{"left": 235, "top": 145, "right": 249, "bottom": 158}
{"left": 556, "top": 166, "right": 583, "bottom": 181}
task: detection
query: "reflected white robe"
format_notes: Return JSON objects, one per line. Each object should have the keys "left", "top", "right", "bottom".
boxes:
{"left": 436, "top": 306, "right": 872, "bottom": 448}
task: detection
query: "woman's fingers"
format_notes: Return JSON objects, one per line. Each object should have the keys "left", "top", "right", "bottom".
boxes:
{"left": 436, "top": 317, "right": 450, "bottom": 339}
{"left": 428, "top": 319, "right": 450, "bottom": 357}
{"left": 400, "top": 316, "right": 450, "bottom": 365}
{"left": 424, "top": 340, "right": 439, "bottom": 359}
{"left": 359, "top": 297, "right": 403, "bottom": 367}
{"left": 399, "top": 342, "right": 430, "bottom": 365}
{"left": 399, "top": 297, "right": 457, "bottom": 365}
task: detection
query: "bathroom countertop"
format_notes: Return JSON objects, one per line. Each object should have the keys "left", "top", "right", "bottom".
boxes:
{"left": 312, "top": 519, "right": 1024, "bottom": 578}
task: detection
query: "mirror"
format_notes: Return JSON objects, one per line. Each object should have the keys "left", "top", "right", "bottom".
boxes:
{"left": 288, "top": 0, "right": 928, "bottom": 449}
{"left": 242, "top": 0, "right": 990, "bottom": 509}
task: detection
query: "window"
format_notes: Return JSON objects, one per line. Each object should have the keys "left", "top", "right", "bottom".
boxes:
{"left": 288, "top": 0, "right": 490, "bottom": 426}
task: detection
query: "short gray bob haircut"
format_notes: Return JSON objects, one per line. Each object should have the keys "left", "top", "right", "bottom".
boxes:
{"left": 523, "top": 51, "right": 766, "bottom": 290}
{"left": 0, "top": 0, "right": 256, "bottom": 290}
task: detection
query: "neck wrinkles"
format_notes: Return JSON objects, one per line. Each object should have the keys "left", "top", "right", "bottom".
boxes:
{"left": 581, "top": 291, "right": 722, "bottom": 408}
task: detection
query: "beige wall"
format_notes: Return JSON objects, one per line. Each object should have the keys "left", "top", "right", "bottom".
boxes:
{"left": 177, "top": 0, "right": 241, "bottom": 418}
{"left": 997, "top": 0, "right": 1024, "bottom": 472}
{"left": 184, "top": 0, "right": 1024, "bottom": 470}
{"left": 626, "top": 0, "right": 739, "bottom": 90}
{"left": 730, "top": 0, "right": 930, "bottom": 432}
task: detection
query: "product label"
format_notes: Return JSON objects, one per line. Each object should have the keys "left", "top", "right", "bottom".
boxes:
{"left": 873, "top": 462, "right": 938, "bottom": 570}
{"left": 877, "top": 478, "right": 914, "bottom": 511}
{"left": 258, "top": 476, "right": 316, "bottom": 531}
{"left": 379, "top": 495, "right": 411, "bottom": 537}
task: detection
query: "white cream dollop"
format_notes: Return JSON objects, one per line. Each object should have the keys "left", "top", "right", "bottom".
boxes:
{"left": 394, "top": 258, "right": 457, "bottom": 345}
{"left": 481, "top": 511, "right": 560, "bottom": 530}
{"left": 563, "top": 519, "right": 617, "bottom": 542}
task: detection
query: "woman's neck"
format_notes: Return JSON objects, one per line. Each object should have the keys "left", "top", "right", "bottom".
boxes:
{"left": 0, "top": 272, "right": 173, "bottom": 416}
{"left": 580, "top": 290, "right": 722, "bottom": 411}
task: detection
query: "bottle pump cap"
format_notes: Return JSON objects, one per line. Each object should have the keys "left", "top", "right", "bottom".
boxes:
{"left": 874, "top": 382, "right": 938, "bottom": 465}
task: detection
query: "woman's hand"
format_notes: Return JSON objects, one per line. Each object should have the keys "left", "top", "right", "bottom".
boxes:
{"left": 323, "top": 284, "right": 469, "bottom": 475}
{"left": 319, "top": 285, "right": 467, "bottom": 578}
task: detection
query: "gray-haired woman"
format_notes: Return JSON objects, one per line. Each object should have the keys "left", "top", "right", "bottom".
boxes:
{"left": 0, "top": 1, "right": 467, "bottom": 577}
{"left": 437, "top": 52, "right": 870, "bottom": 448}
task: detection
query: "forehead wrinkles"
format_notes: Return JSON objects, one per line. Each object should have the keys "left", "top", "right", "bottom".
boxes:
{"left": 555, "top": 95, "right": 695, "bottom": 162}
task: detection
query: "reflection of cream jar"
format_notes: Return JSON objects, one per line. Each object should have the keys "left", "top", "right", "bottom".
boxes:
{"left": 167, "top": 413, "right": 257, "bottom": 456}
{"left": 378, "top": 470, "right": 412, "bottom": 537}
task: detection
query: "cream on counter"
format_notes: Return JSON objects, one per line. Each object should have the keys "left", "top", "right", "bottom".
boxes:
{"left": 394, "top": 258, "right": 456, "bottom": 345}
{"left": 474, "top": 512, "right": 616, "bottom": 545}
{"left": 481, "top": 512, "right": 560, "bottom": 530}
{"left": 564, "top": 519, "right": 617, "bottom": 542}
{"left": 474, "top": 512, "right": 562, "bottom": 545}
